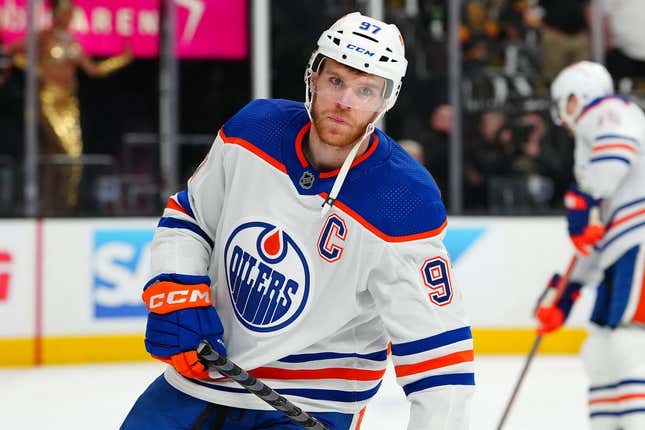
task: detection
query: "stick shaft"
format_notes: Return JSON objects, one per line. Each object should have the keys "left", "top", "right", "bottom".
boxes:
{"left": 496, "top": 334, "right": 542, "bottom": 430}
{"left": 553, "top": 255, "right": 578, "bottom": 304}
{"left": 197, "top": 341, "right": 329, "bottom": 430}
{"left": 497, "top": 255, "right": 579, "bottom": 429}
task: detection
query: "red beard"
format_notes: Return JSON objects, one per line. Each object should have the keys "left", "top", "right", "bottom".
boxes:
{"left": 311, "top": 105, "right": 369, "bottom": 148}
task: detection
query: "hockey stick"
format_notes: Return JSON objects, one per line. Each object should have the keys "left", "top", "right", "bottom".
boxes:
{"left": 496, "top": 206, "right": 602, "bottom": 429}
{"left": 495, "top": 255, "right": 578, "bottom": 430}
{"left": 196, "top": 341, "right": 329, "bottom": 430}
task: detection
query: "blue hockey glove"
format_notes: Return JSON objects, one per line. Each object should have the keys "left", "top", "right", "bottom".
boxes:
{"left": 534, "top": 274, "right": 583, "bottom": 334}
{"left": 142, "top": 274, "right": 226, "bottom": 379}
{"left": 564, "top": 185, "right": 605, "bottom": 256}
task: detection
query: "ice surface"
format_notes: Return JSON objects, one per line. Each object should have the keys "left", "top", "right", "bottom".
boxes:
{"left": 0, "top": 355, "right": 590, "bottom": 429}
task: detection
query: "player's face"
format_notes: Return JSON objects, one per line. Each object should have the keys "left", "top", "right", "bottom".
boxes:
{"left": 310, "top": 60, "right": 386, "bottom": 148}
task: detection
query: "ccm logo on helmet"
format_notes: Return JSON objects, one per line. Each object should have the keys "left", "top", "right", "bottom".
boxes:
{"left": 346, "top": 44, "right": 375, "bottom": 57}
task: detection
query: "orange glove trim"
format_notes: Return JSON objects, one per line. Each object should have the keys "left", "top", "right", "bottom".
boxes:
{"left": 153, "top": 351, "right": 210, "bottom": 379}
{"left": 142, "top": 281, "right": 212, "bottom": 314}
{"left": 571, "top": 224, "right": 606, "bottom": 256}
{"left": 536, "top": 306, "right": 565, "bottom": 335}
{"left": 564, "top": 191, "right": 588, "bottom": 210}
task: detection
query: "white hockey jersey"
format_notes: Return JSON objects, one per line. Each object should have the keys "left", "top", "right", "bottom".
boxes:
{"left": 149, "top": 99, "right": 474, "bottom": 429}
{"left": 571, "top": 95, "right": 645, "bottom": 324}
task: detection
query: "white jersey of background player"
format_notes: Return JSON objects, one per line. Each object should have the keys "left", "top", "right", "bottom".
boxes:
{"left": 539, "top": 61, "right": 645, "bottom": 430}
{"left": 121, "top": 12, "right": 474, "bottom": 430}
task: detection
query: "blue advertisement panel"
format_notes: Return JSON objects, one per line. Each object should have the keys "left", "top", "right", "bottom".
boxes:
{"left": 93, "top": 229, "right": 153, "bottom": 318}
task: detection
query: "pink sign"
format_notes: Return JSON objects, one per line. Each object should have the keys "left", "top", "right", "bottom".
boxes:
{"left": 0, "top": 0, "right": 247, "bottom": 59}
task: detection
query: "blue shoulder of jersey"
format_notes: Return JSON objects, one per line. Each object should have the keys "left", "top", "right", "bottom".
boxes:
{"left": 221, "top": 99, "right": 305, "bottom": 162}
{"left": 579, "top": 94, "right": 631, "bottom": 119}
{"left": 338, "top": 132, "right": 447, "bottom": 240}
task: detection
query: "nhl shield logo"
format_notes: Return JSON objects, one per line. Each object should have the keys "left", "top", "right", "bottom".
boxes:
{"left": 299, "top": 171, "right": 315, "bottom": 189}
{"left": 224, "top": 221, "right": 311, "bottom": 333}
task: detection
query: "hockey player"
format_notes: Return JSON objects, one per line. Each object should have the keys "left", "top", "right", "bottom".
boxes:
{"left": 535, "top": 61, "right": 645, "bottom": 430}
{"left": 121, "top": 12, "right": 474, "bottom": 430}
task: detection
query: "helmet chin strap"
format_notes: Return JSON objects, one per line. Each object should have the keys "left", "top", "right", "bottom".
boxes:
{"left": 320, "top": 109, "right": 385, "bottom": 218}
{"left": 304, "top": 65, "right": 388, "bottom": 218}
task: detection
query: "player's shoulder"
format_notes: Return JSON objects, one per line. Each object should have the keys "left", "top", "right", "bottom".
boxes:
{"left": 220, "top": 99, "right": 306, "bottom": 154}
{"left": 578, "top": 95, "right": 645, "bottom": 137}
{"left": 578, "top": 95, "right": 641, "bottom": 125}
{"left": 341, "top": 131, "right": 447, "bottom": 241}
{"left": 223, "top": 98, "right": 305, "bottom": 134}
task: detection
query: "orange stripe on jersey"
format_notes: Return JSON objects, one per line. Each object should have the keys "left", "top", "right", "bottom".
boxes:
{"left": 355, "top": 407, "right": 367, "bottom": 430}
{"left": 608, "top": 209, "right": 645, "bottom": 231}
{"left": 319, "top": 134, "right": 380, "bottom": 179}
{"left": 326, "top": 193, "right": 448, "bottom": 243}
{"left": 295, "top": 122, "right": 312, "bottom": 167}
{"left": 166, "top": 198, "right": 188, "bottom": 215}
{"left": 249, "top": 366, "right": 386, "bottom": 381}
{"left": 593, "top": 143, "right": 637, "bottom": 153}
{"left": 631, "top": 255, "right": 645, "bottom": 323}
{"left": 219, "top": 128, "right": 447, "bottom": 243}
{"left": 293, "top": 122, "right": 380, "bottom": 178}
{"left": 589, "top": 393, "right": 645, "bottom": 405}
{"left": 142, "top": 281, "right": 212, "bottom": 314}
{"left": 219, "top": 129, "right": 288, "bottom": 174}
{"left": 394, "top": 350, "right": 474, "bottom": 378}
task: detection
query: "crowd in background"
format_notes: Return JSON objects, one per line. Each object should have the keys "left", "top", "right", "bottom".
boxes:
{"left": 1, "top": 0, "right": 645, "bottom": 217}
{"left": 386, "top": 0, "right": 645, "bottom": 213}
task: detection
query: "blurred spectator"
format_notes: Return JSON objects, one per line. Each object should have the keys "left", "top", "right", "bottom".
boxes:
{"left": 424, "top": 104, "right": 453, "bottom": 198}
{"left": 498, "top": 1, "right": 541, "bottom": 78}
{"left": 460, "top": 1, "right": 503, "bottom": 76}
{"left": 464, "top": 109, "right": 513, "bottom": 210}
{"left": 466, "top": 109, "right": 568, "bottom": 212}
{"left": 509, "top": 112, "right": 555, "bottom": 208}
{"left": 5, "top": 0, "right": 131, "bottom": 215}
{"left": 603, "top": 0, "right": 645, "bottom": 82}
{"left": 539, "top": 0, "right": 591, "bottom": 81}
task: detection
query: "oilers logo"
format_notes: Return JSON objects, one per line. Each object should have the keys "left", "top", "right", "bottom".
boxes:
{"left": 224, "top": 221, "right": 310, "bottom": 333}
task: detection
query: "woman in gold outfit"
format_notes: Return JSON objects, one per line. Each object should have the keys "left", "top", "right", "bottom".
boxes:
{"left": 6, "top": 0, "right": 132, "bottom": 214}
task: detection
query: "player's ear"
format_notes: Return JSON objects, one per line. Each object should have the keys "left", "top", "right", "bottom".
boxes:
{"left": 310, "top": 71, "right": 319, "bottom": 88}
{"left": 566, "top": 94, "right": 579, "bottom": 116}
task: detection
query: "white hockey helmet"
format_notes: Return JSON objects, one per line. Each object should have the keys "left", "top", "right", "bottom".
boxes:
{"left": 550, "top": 61, "right": 614, "bottom": 130}
{"left": 304, "top": 12, "right": 408, "bottom": 115}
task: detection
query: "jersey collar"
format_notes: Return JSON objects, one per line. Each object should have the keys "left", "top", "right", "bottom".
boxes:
{"left": 283, "top": 120, "right": 383, "bottom": 196}
{"left": 294, "top": 122, "right": 379, "bottom": 178}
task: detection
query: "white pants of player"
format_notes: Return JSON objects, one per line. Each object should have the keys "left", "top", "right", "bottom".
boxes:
{"left": 581, "top": 325, "right": 645, "bottom": 430}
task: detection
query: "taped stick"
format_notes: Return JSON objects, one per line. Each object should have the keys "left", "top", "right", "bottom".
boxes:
{"left": 197, "top": 341, "right": 329, "bottom": 430}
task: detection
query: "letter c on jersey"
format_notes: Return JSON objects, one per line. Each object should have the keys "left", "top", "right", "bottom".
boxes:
{"left": 420, "top": 256, "right": 453, "bottom": 306}
{"left": 317, "top": 214, "right": 347, "bottom": 262}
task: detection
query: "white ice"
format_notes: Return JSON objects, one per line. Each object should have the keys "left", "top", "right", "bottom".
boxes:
{"left": 0, "top": 355, "right": 590, "bottom": 429}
